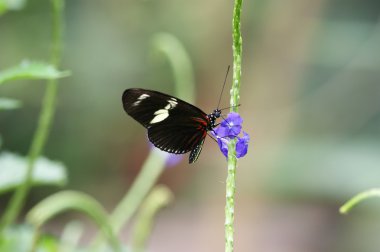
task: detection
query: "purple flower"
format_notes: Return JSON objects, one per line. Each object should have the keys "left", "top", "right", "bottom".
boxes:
{"left": 217, "top": 137, "right": 229, "bottom": 157}
{"left": 216, "top": 132, "right": 250, "bottom": 158}
{"left": 214, "top": 112, "right": 242, "bottom": 138}
{"left": 213, "top": 112, "right": 250, "bottom": 159}
{"left": 235, "top": 131, "right": 249, "bottom": 158}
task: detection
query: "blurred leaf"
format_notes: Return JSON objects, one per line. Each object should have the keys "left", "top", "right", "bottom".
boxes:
{"left": 1, "top": 224, "right": 129, "bottom": 252}
{"left": 0, "top": 98, "right": 22, "bottom": 110}
{"left": 0, "top": 225, "right": 60, "bottom": 252}
{"left": 38, "top": 234, "right": 59, "bottom": 252}
{"left": 0, "top": 152, "right": 67, "bottom": 194}
{"left": 0, "top": 226, "right": 34, "bottom": 252}
{"left": 0, "top": 0, "right": 27, "bottom": 15}
{"left": 0, "top": 60, "right": 70, "bottom": 85}
{"left": 0, "top": 3, "right": 5, "bottom": 15}
{"left": 27, "top": 190, "right": 121, "bottom": 252}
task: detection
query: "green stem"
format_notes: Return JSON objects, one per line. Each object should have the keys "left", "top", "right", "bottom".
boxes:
{"left": 340, "top": 188, "right": 380, "bottom": 214}
{"left": 109, "top": 150, "right": 166, "bottom": 233}
{"left": 225, "top": 0, "right": 243, "bottom": 252}
{"left": 225, "top": 139, "right": 237, "bottom": 252}
{"left": 90, "top": 150, "right": 166, "bottom": 248}
{"left": 0, "top": 0, "right": 64, "bottom": 230}
{"left": 27, "top": 190, "right": 121, "bottom": 252}
{"left": 29, "top": 228, "right": 40, "bottom": 252}
{"left": 152, "top": 33, "right": 195, "bottom": 102}
{"left": 130, "top": 185, "right": 173, "bottom": 252}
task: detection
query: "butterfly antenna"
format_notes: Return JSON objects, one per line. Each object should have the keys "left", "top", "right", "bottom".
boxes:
{"left": 219, "top": 104, "right": 241, "bottom": 111}
{"left": 217, "top": 65, "right": 230, "bottom": 109}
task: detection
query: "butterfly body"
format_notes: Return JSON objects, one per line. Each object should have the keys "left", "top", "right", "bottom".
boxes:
{"left": 122, "top": 88, "right": 221, "bottom": 163}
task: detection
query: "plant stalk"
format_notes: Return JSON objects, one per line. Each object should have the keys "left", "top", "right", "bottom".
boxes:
{"left": 225, "top": 0, "right": 243, "bottom": 251}
{"left": 0, "top": 0, "right": 64, "bottom": 231}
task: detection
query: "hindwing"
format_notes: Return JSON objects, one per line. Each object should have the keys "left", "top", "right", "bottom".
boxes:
{"left": 147, "top": 115, "right": 208, "bottom": 155}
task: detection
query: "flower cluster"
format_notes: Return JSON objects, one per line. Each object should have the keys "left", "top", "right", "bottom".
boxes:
{"left": 213, "top": 112, "right": 249, "bottom": 159}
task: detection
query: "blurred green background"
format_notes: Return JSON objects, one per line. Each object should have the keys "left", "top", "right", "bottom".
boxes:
{"left": 1, "top": 0, "right": 380, "bottom": 251}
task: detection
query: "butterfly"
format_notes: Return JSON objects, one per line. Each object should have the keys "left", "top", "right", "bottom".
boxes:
{"left": 122, "top": 88, "right": 222, "bottom": 163}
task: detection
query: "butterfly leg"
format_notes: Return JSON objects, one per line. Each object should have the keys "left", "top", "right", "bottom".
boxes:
{"left": 207, "top": 132, "right": 218, "bottom": 143}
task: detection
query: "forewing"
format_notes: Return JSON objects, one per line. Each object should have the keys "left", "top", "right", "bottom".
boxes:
{"left": 122, "top": 88, "right": 207, "bottom": 128}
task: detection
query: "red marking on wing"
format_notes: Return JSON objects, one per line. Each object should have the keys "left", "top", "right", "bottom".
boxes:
{"left": 191, "top": 117, "right": 209, "bottom": 127}
{"left": 191, "top": 117, "right": 208, "bottom": 140}
{"left": 202, "top": 129, "right": 207, "bottom": 138}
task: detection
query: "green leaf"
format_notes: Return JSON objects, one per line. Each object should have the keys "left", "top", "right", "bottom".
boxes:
{"left": 0, "top": 3, "right": 6, "bottom": 15}
{"left": 38, "top": 234, "right": 60, "bottom": 252}
{"left": 0, "top": 225, "right": 60, "bottom": 252}
{"left": 0, "top": 226, "right": 35, "bottom": 252}
{"left": 27, "top": 190, "right": 121, "bottom": 252}
{"left": 0, "top": 0, "right": 27, "bottom": 15}
{"left": 0, "top": 152, "right": 67, "bottom": 194}
{"left": 0, "top": 98, "right": 22, "bottom": 110}
{"left": 0, "top": 60, "right": 70, "bottom": 85}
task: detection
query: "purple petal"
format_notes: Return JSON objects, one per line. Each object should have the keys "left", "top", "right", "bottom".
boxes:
{"left": 230, "top": 124, "right": 242, "bottom": 136}
{"left": 215, "top": 112, "right": 243, "bottom": 138}
{"left": 227, "top": 112, "right": 243, "bottom": 126}
{"left": 217, "top": 137, "right": 229, "bottom": 157}
{"left": 214, "top": 125, "right": 230, "bottom": 138}
{"left": 210, "top": 130, "right": 217, "bottom": 138}
{"left": 236, "top": 132, "right": 250, "bottom": 158}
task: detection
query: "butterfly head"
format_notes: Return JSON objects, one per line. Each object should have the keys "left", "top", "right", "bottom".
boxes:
{"left": 213, "top": 109, "right": 222, "bottom": 119}
{"left": 207, "top": 109, "right": 222, "bottom": 129}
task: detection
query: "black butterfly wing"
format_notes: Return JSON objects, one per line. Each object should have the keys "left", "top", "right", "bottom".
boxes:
{"left": 122, "top": 88, "right": 210, "bottom": 163}
{"left": 122, "top": 88, "right": 207, "bottom": 128}
{"left": 189, "top": 138, "right": 205, "bottom": 163}
{"left": 148, "top": 114, "right": 207, "bottom": 150}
